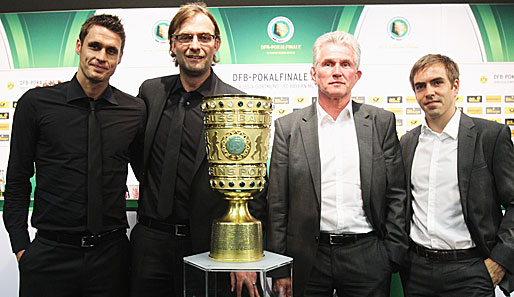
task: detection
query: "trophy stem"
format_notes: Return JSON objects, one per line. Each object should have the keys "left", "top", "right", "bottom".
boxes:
{"left": 209, "top": 196, "right": 264, "bottom": 262}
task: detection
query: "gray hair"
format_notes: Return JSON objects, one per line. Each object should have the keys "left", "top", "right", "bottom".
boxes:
{"left": 312, "top": 31, "right": 361, "bottom": 69}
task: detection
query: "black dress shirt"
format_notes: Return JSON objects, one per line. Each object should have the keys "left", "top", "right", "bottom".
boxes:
{"left": 3, "top": 75, "right": 146, "bottom": 253}
{"left": 142, "top": 75, "right": 207, "bottom": 223}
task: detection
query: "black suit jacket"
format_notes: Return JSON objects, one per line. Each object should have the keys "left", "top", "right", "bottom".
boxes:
{"left": 135, "top": 71, "right": 267, "bottom": 253}
{"left": 267, "top": 101, "right": 408, "bottom": 296}
{"left": 400, "top": 113, "right": 514, "bottom": 294}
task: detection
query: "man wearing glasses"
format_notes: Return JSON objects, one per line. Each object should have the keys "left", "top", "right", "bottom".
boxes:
{"left": 129, "top": 2, "right": 266, "bottom": 297}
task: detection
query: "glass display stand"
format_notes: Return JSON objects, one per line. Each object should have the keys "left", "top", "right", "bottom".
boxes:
{"left": 183, "top": 251, "right": 292, "bottom": 297}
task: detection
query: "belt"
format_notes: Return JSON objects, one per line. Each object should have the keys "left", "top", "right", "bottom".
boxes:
{"left": 409, "top": 241, "right": 481, "bottom": 261}
{"left": 138, "top": 216, "right": 190, "bottom": 237}
{"left": 37, "top": 229, "right": 125, "bottom": 248}
{"left": 319, "top": 231, "right": 375, "bottom": 245}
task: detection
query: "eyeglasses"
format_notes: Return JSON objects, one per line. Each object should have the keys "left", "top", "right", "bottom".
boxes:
{"left": 172, "top": 33, "right": 217, "bottom": 44}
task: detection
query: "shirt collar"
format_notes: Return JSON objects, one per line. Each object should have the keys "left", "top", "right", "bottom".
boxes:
{"left": 66, "top": 74, "right": 117, "bottom": 105}
{"left": 170, "top": 69, "right": 214, "bottom": 107}
{"left": 172, "top": 68, "right": 214, "bottom": 96}
{"left": 421, "top": 108, "right": 460, "bottom": 139}
{"left": 317, "top": 99, "right": 353, "bottom": 126}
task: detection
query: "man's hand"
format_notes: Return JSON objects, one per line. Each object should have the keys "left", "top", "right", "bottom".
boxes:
{"left": 230, "top": 272, "right": 260, "bottom": 297}
{"left": 273, "top": 277, "right": 292, "bottom": 297}
{"left": 484, "top": 258, "right": 506, "bottom": 286}
{"left": 16, "top": 250, "right": 25, "bottom": 262}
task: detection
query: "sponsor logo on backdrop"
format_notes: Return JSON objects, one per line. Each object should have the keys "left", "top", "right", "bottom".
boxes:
{"left": 488, "top": 118, "right": 501, "bottom": 123}
{"left": 0, "top": 124, "right": 9, "bottom": 130}
{"left": 388, "top": 17, "right": 409, "bottom": 40}
{"left": 458, "top": 107, "right": 464, "bottom": 112}
{"left": 268, "top": 16, "right": 294, "bottom": 43}
{"left": 273, "top": 108, "right": 292, "bottom": 118}
{"left": 153, "top": 21, "right": 169, "bottom": 43}
{"left": 486, "top": 107, "right": 501, "bottom": 114}
{"left": 407, "top": 119, "right": 421, "bottom": 126}
{"left": 396, "top": 119, "right": 403, "bottom": 126}
{"left": 486, "top": 96, "right": 501, "bottom": 103}
{"left": 506, "top": 107, "right": 514, "bottom": 114}
{"left": 467, "top": 96, "right": 482, "bottom": 103}
{"left": 294, "top": 97, "right": 308, "bottom": 105}
{"left": 127, "top": 185, "right": 139, "bottom": 199}
{"left": 406, "top": 108, "right": 421, "bottom": 115}
{"left": 388, "top": 108, "right": 402, "bottom": 115}
{"left": 7, "top": 82, "right": 14, "bottom": 90}
{"left": 467, "top": 107, "right": 483, "bottom": 114}
{"left": 506, "top": 96, "right": 514, "bottom": 103}
{"left": 0, "top": 102, "right": 9, "bottom": 108}
{"left": 311, "top": 97, "right": 317, "bottom": 104}
{"left": 456, "top": 96, "right": 463, "bottom": 103}
{"left": 480, "top": 75, "right": 488, "bottom": 84}
{"left": 12, "top": 101, "right": 17, "bottom": 109}
{"left": 406, "top": 96, "right": 416, "bottom": 103}
{"left": 369, "top": 96, "right": 383, "bottom": 104}
{"left": 0, "top": 113, "right": 9, "bottom": 119}
{"left": 506, "top": 119, "right": 514, "bottom": 126}
{"left": 387, "top": 96, "right": 402, "bottom": 103}
{"left": 352, "top": 96, "right": 364, "bottom": 103}
{"left": 0, "top": 135, "right": 9, "bottom": 141}
{"left": 274, "top": 97, "right": 289, "bottom": 104}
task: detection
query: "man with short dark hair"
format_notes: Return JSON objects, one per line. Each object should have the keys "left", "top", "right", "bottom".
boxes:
{"left": 129, "top": 2, "right": 266, "bottom": 297}
{"left": 3, "top": 14, "right": 146, "bottom": 297}
{"left": 400, "top": 54, "right": 514, "bottom": 296}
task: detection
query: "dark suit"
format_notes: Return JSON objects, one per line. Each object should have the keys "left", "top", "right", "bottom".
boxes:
{"left": 267, "top": 101, "right": 408, "bottom": 297}
{"left": 130, "top": 72, "right": 267, "bottom": 296}
{"left": 400, "top": 113, "right": 514, "bottom": 295}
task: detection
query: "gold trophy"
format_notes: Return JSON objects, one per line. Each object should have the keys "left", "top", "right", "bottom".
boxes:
{"left": 202, "top": 94, "right": 273, "bottom": 262}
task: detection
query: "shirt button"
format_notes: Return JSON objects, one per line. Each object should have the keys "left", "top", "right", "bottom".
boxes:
{"left": 185, "top": 101, "right": 191, "bottom": 106}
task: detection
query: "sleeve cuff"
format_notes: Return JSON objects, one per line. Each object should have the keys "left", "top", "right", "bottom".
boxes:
{"left": 490, "top": 243, "right": 514, "bottom": 274}
{"left": 9, "top": 231, "right": 31, "bottom": 254}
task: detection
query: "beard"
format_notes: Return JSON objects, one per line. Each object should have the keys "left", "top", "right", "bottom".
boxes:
{"left": 176, "top": 55, "right": 213, "bottom": 78}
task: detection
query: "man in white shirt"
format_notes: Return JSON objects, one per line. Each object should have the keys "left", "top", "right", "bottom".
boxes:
{"left": 400, "top": 54, "right": 514, "bottom": 296}
{"left": 267, "top": 31, "right": 408, "bottom": 297}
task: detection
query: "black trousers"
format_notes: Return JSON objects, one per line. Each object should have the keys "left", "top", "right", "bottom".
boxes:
{"left": 129, "top": 223, "right": 263, "bottom": 297}
{"left": 18, "top": 233, "right": 130, "bottom": 297}
{"left": 400, "top": 249, "right": 495, "bottom": 297}
{"left": 304, "top": 234, "right": 393, "bottom": 297}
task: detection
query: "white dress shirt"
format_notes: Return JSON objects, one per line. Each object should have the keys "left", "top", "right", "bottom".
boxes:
{"left": 410, "top": 110, "right": 475, "bottom": 249}
{"left": 317, "top": 101, "right": 373, "bottom": 233}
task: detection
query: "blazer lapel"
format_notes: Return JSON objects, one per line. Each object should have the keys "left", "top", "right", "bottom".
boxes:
{"left": 457, "top": 114, "right": 477, "bottom": 220}
{"left": 403, "top": 126, "right": 420, "bottom": 232}
{"left": 404, "top": 127, "right": 421, "bottom": 192}
{"left": 353, "top": 102, "right": 373, "bottom": 212}
{"left": 300, "top": 104, "right": 322, "bottom": 206}
{"left": 143, "top": 77, "right": 175, "bottom": 171}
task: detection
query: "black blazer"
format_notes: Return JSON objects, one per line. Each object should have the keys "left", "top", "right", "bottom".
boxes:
{"left": 136, "top": 72, "right": 267, "bottom": 253}
{"left": 401, "top": 113, "right": 514, "bottom": 294}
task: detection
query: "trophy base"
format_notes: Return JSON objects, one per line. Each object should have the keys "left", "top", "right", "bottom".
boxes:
{"left": 209, "top": 198, "right": 264, "bottom": 262}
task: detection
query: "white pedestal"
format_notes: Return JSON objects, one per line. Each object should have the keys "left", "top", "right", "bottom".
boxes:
{"left": 183, "top": 251, "right": 292, "bottom": 297}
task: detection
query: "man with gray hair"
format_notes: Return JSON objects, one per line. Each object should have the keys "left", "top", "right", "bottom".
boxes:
{"left": 267, "top": 30, "right": 408, "bottom": 297}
